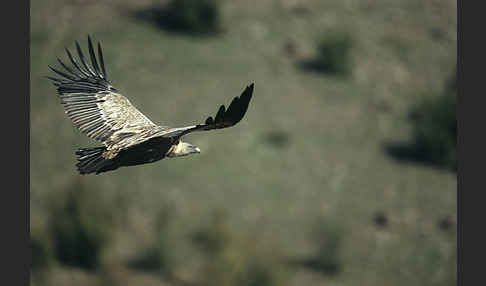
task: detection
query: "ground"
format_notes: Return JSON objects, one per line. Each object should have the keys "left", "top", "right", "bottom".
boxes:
{"left": 31, "top": 0, "right": 456, "bottom": 285}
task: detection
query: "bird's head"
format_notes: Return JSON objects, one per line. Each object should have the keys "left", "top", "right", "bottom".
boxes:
{"left": 167, "top": 141, "right": 201, "bottom": 158}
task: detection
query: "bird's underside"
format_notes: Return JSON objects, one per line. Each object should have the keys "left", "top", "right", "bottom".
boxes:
{"left": 48, "top": 36, "right": 254, "bottom": 174}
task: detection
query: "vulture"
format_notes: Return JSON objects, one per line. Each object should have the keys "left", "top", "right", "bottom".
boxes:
{"left": 47, "top": 36, "right": 254, "bottom": 175}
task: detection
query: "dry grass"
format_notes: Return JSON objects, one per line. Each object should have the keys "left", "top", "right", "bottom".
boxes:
{"left": 31, "top": 0, "right": 456, "bottom": 285}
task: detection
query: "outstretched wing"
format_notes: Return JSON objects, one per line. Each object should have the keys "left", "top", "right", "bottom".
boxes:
{"left": 160, "top": 83, "right": 254, "bottom": 138}
{"left": 48, "top": 36, "right": 160, "bottom": 147}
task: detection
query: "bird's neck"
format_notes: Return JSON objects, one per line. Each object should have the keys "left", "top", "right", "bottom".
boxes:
{"left": 167, "top": 140, "right": 188, "bottom": 157}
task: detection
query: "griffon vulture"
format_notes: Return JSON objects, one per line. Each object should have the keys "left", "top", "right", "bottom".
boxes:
{"left": 47, "top": 36, "right": 254, "bottom": 175}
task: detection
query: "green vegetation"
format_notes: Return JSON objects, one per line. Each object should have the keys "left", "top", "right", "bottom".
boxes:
{"left": 147, "top": 0, "right": 221, "bottom": 35}
{"left": 192, "top": 212, "right": 289, "bottom": 286}
{"left": 410, "top": 71, "right": 457, "bottom": 170}
{"left": 386, "top": 70, "right": 456, "bottom": 170}
{"left": 315, "top": 31, "right": 353, "bottom": 75}
{"left": 233, "top": 260, "right": 286, "bottom": 286}
{"left": 31, "top": 235, "right": 52, "bottom": 271}
{"left": 308, "top": 220, "right": 344, "bottom": 275}
{"left": 191, "top": 211, "right": 229, "bottom": 255}
{"left": 30, "top": 0, "right": 456, "bottom": 285}
{"left": 128, "top": 206, "right": 176, "bottom": 275}
{"left": 47, "top": 182, "right": 112, "bottom": 270}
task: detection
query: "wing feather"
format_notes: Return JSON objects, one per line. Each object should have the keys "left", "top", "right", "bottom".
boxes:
{"left": 97, "top": 42, "right": 108, "bottom": 80}
{"left": 88, "top": 35, "right": 102, "bottom": 78}
{"left": 48, "top": 36, "right": 163, "bottom": 149}
{"left": 76, "top": 40, "right": 97, "bottom": 77}
{"left": 49, "top": 37, "right": 253, "bottom": 155}
{"left": 65, "top": 47, "right": 91, "bottom": 78}
{"left": 159, "top": 83, "right": 254, "bottom": 138}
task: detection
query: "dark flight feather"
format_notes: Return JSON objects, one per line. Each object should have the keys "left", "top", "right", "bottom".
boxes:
{"left": 199, "top": 83, "right": 253, "bottom": 129}
{"left": 169, "top": 83, "right": 254, "bottom": 138}
{"left": 47, "top": 38, "right": 112, "bottom": 95}
{"left": 56, "top": 57, "right": 83, "bottom": 78}
{"left": 88, "top": 35, "right": 102, "bottom": 78}
{"left": 66, "top": 47, "right": 91, "bottom": 78}
{"left": 76, "top": 40, "right": 96, "bottom": 77}
{"left": 48, "top": 65, "right": 78, "bottom": 82}
{"left": 97, "top": 42, "right": 107, "bottom": 80}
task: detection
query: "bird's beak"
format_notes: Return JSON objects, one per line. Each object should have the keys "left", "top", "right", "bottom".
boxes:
{"left": 195, "top": 147, "right": 201, "bottom": 153}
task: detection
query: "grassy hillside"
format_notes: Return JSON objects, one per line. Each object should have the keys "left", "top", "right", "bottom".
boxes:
{"left": 31, "top": 0, "right": 456, "bottom": 285}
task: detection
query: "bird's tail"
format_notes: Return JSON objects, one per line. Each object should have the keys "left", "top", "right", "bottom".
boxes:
{"left": 75, "top": 147, "right": 116, "bottom": 175}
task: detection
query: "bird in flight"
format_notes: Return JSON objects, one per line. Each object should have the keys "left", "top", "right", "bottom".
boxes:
{"left": 48, "top": 36, "right": 254, "bottom": 175}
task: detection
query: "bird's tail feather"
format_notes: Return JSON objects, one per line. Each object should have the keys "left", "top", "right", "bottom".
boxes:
{"left": 75, "top": 147, "right": 115, "bottom": 175}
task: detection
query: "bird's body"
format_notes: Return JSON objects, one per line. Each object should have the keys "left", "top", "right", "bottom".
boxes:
{"left": 48, "top": 36, "right": 254, "bottom": 174}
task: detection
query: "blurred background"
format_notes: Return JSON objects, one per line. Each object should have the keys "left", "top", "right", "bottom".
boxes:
{"left": 30, "top": 0, "right": 457, "bottom": 285}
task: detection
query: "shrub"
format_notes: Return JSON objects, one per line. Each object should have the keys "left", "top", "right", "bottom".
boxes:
{"left": 409, "top": 71, "right": 457, "bottom": 170}
{"left": 192, "top": 211, "right": 289, "bottom": 286}
{"left": 156, "top": 0, "right": 221, "bottom": 35}
{"left": 48, "top": 182, "right": 112, "bottom": 270}
{"left": 191, "top": 210, "right": 229, "bottom": 255}
{"left": 128, "top": 207, "right": 176, "bottom": 275}
{"left": 234, "top": 261, "right": 284, "bottom": 286}
{"left": 309, "top": 220, "right": 344, "bottom": 275}
{"left": 31, "top": 234, "right": 52, "bottom": 270}
{"left": 288, "top": 219, "right": 344, "bottom": 276}
{"left": 315, "top": 31, "right": 353, "bottom": 75}
{"left": 263, "top": 131, "right": 290, "bottom": 149}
